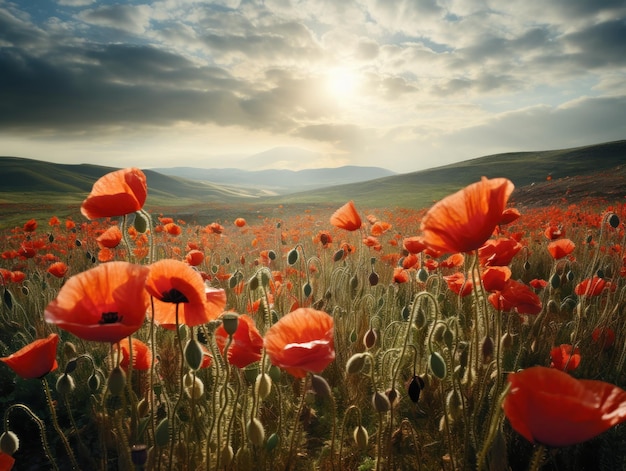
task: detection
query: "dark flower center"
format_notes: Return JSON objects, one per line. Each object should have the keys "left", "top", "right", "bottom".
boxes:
{"left": 99, "top": 312, "right": 122, "bottom": 324}
{"left": 161, "top": 288, "right": 189, "bottom": 304}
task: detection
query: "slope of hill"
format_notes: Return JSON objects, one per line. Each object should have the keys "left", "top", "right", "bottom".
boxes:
{"left": 150, "top": 165, "right": 397, "bottom": 194}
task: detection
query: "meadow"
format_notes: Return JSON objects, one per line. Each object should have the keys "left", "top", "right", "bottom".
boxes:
{"left": 0, "top": 167, "right": 625, "bottom": 471}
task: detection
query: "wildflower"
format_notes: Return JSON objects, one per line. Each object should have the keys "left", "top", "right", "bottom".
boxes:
{"left": 45, "top": 262, "right": 150, "bottom": 343}
{"left": 548, "top": 239, "right": 576, "bottom": 260}
{"left": 592, "top": 327, "right": 615, "bottom": 351}
{"left": 393, "top": 267, "right": 410, "bottom": 284}
{"left": 482, "top": 266, "right": 511, "bottom": 292}
{"left": 544, "top": 225, "right": 565, "bottom": 240}
{"left": 264, "top": 308, "right": 335, "bottom": 378}
{"left": 23, "top": 219, "right": 37, "bottom": 232}
{"left": 146, "top": 260, "right": 224, "bottom": 327}
{"left": 234, "top": 218, "right": 247, "bottom": 227}
{"left": 488, "top": 279, "right": 542, "bottom": 315}
{"left": 499, "top": 208, "right": 521, "bottom": 225}
{"left": 330, "top": 201, "right": 362, "bottom": 231}
{"left": 315, "top": 230, "right": 333, "bottom": 247}
{"left": 503, "top": 366, "right": 626, "bottom": 447}
{"left": 81, "top": 168, "right": 148, "bottom": 220}
{"left": 529, "top": 278, "right": 548, "bottom": 290}
{"left": 185, "top": 250, "right": 204, "bottom": 267}
{"left": 403, "top": 236, "right": 427, "bottom": 254}
{"left": 371, "top": 221, "right": 391, "bottom": 236}
{"left": 0, "top": 333, "right": 59, "bottom": 379}
{"left": 97, "top": 226, "right": 123, "bottom": 249}
{"left": 215, "top": 314, "right": 263, "bottom": 368}
{"left": 443, "top": 272, "right": 473, "bottom": 297}
{"left": 574, "top": 276, "right": 608, "bottom": 297}
{"left": 439, "top": 253, "right": 464, "bottom": 269}
{"left": 550, "top": 344, "right": 581, "bottom": 371}
{"left": 47, "top": 262, "right": 69, "bottom": 279}
{"left": 421, "top": 177, "right": 514, "bottom": 254}
{"left": 478, "top": 237, "right": 522, "bottom": 267}
{"left": 117, "top": 338, "right": 153, "bottom": 371}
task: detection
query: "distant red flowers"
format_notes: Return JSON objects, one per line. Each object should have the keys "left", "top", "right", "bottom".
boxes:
{"left": 0, "top": 333, "right": 59, "bottom": 379}
{"left": 548, "top": 238, "right": 576, "bottom": 260}
{"left": 264, "top": 308, "right": 335, "bottom": 378}
{"left": 550, "top": 344, "right": 581, "bottom": 371}
{"left": 421, "top": 177, "right": 514, "bottom": 254}
{"left": 488, "top": 279, "right": 542, "bottom": 315}
{"left": 45, "top": 262, "right": 150, "bottom": 343}
{"left": 117, "top": 338, "right": 153, "bottom": 371}
{"left": 330, "top": 201, "right": 362, "bottom": 231}
{"left": 47, "top": 261, "right": 69, "bottom": 278}
{"left": 503, "top": 366, "right": 626, "bottom": 447}
{"left": 81, "top": 167, "right": 147, "bottom": 220}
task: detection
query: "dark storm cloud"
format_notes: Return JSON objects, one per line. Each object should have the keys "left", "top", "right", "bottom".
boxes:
{"left": 564, "top": 19, "right": 626, "bottom": 68}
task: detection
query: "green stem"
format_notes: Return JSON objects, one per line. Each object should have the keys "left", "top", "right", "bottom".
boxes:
{"left": 42, "top": 378, "right": 81, "bottom": 470}
{"left": 285, "top": 376, "right": 309, "bottom": 471}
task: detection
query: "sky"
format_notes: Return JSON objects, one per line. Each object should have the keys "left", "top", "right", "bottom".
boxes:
{"left": 0, "top": 0, "right": 625, "bottom": 174}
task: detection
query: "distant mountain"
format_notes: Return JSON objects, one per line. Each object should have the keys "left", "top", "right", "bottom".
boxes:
{"left": 150, "top": 165, "right": 397, "bottom": 194}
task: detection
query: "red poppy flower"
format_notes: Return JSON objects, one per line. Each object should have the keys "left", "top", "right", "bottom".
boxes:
{"left": 98, "top": 247, "right": 115, "bottom": 262}
{"left": 592, "top": 327, "right": 615, "bottom": 350}
{"left": 481, "top": 266, "right": 511, "bottom": 292}
{"left": 574, "top": 276, "right": 607, "bottom": 297}
{"left": 81, "top": 167, "right": 148, "bottom": 220}
{"left": 439, "top": 253, "right": 464, "bottom": 269}
{"left": 402, "top": 253, "right": 419, "bottom": 269}
{"left": 488, "top": 279, "right": 542, "bottom": 315}
{"left": 146, "top": 260, "right": 219, "bottom": 327}
{"left": 10, "top": 271, "right": 26, "bottom": 284}
{"left": 421, "top": 177, "right": 514, "bottom": 254}
{"left": 503, "top": 366, "right": 626, "bottom": 447}
{"left": 478, "top": 237, "right": 522, "bottom": 267}
{"left": 0, "top": 333, "right": 59, "bottom": 379}
{"left": 443, "top": 272, "right": 473, "bottom": 297}
{"left": 97, "top": 225, "right": 123, "bottom": 249}
{"left": 393, "top": 267, "right": 410, "bottom": 284}
{"left": 47, "top": 261, "right": 69, "bottom": 278}
{"left": 234, "top": 218, "right": 247, "bottom": 228}
{"left": 529, "top": 278, "right": 548, "bottom": 290}
{"left": 544, "top": 225, "right": 565, "bottom": 240}
{"left": 548, "top": 239, "right": 576, "bottom": 260}
{"left": 206, "top": 222, "right": 224, "bottom": 234}
{"left": 23, "top": 219, "right": 38, "bottom": 232}
{"left": 499, "top": 208, "right": 521, "bottom": 225}
{"left": 403, "top": 236, "right": 427, "bottom": 254}
{"left": 185, "top": 250, "right": 204, "bottom": 267}
{"left": 550, "top": 344, "right": 581, "bottom": 371}
{"left": 371, "top": 221, "right": 391, "bottom": 236}
{"left": 117, "top": 338, "right": 153, "bottom": 371}
{"left": 315, "top": 230, "right": 333, "bottom": 247}
{"left": 215, "top": 314, "right": 263, "bottom": 368}
{"left": 49, "top": 216, "right": 61, "bottom": 226}
{"left": 264, "top": 308, "right": 335, "bottom": 378}
{"left": 163, "top": 223, "right": 182, "bottom": 236}
{"left": 330, "top": 201, "right": 362, "bottom": 231}
{"left": 0, "top": 452, "right": 15, "bottom": 470}
{"left": 45, "top": 262, "right": 150, "bottom": 343}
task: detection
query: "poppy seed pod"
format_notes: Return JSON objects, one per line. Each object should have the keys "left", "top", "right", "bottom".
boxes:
{"left": 372, "top": 391, "right": 391, "bottom": 413}
{"left": 247, "top": 418, "right": 265, "bottom": 446}
{"left": 353, "top": 425, "right": 369, "bottom": 450}
{"left": 221, "top": 312, "right": 239, "bottom": 336}
{"left": 0, "top": 431, "right": 19, "bottom": 455}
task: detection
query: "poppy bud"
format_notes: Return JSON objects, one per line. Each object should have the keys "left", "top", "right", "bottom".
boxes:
{"left": 349, "top": 329, "right": 358, "bottom": 343}
{"left": 432, "top": 323, "right": 446, "bottom": 343}
{"left": 429, "top": 351, "right": 447, "bottom": 380}
{"left": 134, "top": 212, "right": 148, "bottom": 233}
{"left": 266, "top": 433, "right": 279, "bottom": 452}
{"left": 88, "top": 372, "right": 101, "bottom": 392}
{"left": 64, "top": 358, "right": 78, "bottom": 375}
{"left": 63, "top": 341, "right": 78, "bottom": 361}
{"left": 368, "top": 271, "right": 379, "bottom": 286}
{"left": 260, "top": 270, "right": 270, "bottom": 288}
{"left": 385, "top": 387, "right": 400, "bottom": 407}
{"left": 566, "top": 270, "right": 575, "bottom": 282}
{"left": 137, "top": 398, "right": 149, "bottom": 418}
{"left": 346, "top": 353, "right": 367, "bottom": 374}
{"left": 417, "top": 268, "right": 429, "bottom": 282}
{"left": 407, "top": 375, "right": 425, "bottom": 403}
{"left": 267, "top": 250, "right": 276, "bottom": 261}
{"left": 56, "top": 373, "right": 76, "bottom": 395}
{"left": 0, "top": 431, "right": 19, "bottom": 455}
{"left": 608, "top": 213, "right": 620, "bottom": 228}
{"left": 221, "top": 445, "right": 234, "bottom": 467}
{"left": 363, "top": 328, "right": 377, "bottom": 349}
{"left": 131, "top": 444, "right": 148, "bottom": 466}
{"left": 255, "top": 373, "right": 272, "bottom": 400}
{"left": 333, "top": 249, "right": 344, "bottom": 262}
{"left": 481, "top": 336, "right": 494, "bottom": 363}
{"left": 247, "top": 418, "right": 265, "bottom": 446}
{"left": 221, "top": 312, "right": 239, "bottom": 336}
{"left": 549, "top": 273, "right": 560, "bottom": 289}
{"left": 372, "top": 391, "right": 390, "bottom": 413}
{"left": 287, "top": 248, "right": 299, "bottom": 265}
{"left": 443, "top": 328, "right": 454, "bottom": 350}
{"left": 155, "top": 418, "right": 170, "bottom": 447}
{"left": 311, "top": 374, "right": 332, "bottom": 398}
{"left": 303, "top": 282, "right": 312, "bottom": 298}
{"left": 184, "top": 376, "right": 204, "bottom": 400}
{"left": 501, "top": 332, "right": 513, "bottom": 351}
{"left": 458, "top": 342, "right": 469, "bottom": 369}
{"left": 107, "top": 366, "right": 126, "bottom": 396}
{"left": 353, "top": 425, "right": 369, "bottom": 450}
{"left": 184, "top": 338, "right": 204, "bottom": 371}
{"left": 249, "top": 274, "right": 259, "bottom": 291}
{"left": 596, "top": 269, "right": 605, "bottom": 279}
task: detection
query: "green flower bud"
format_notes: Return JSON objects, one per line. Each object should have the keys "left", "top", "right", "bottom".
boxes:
{"left": 56, "top": 373, "right": 76, "bottom": 395}
{"left": 184, "top": 338, "right": 204, "bottom": 371}
{"left": 255, "top": 373, "right": 272, "bottom": 400}
{"left": 353, "top": 425, "right": 369, "bottom": 450}
{"left": 0, "top": 431, "right": 19, "bottom": 455}
{"left": 247, "top": 418, "right": 265, "bottom": 446}
{"left": 107, "top": 366, "right": 126, "bottom": 396}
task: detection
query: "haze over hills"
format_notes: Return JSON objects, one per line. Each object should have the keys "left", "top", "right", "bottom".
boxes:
{"left": 0, "top": 140, "right": 624, "bottom": 219}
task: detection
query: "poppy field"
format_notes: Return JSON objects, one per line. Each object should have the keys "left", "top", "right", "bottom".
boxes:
{"left": 1, "top": 168, "right": 626, "bottom": 471}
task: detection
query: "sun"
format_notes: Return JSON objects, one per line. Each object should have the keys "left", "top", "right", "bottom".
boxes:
{"left": 325, "top": 67, "right": 361, "bottom": 100}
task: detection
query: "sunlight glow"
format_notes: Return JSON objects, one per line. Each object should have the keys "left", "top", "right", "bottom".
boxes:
{"left": 325, "top": 67, "right": 361, "bottom": 100}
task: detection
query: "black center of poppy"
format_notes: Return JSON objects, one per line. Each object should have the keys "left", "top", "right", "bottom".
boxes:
{"left": 161, "top": 288, "right": 189, "bottom": 304}
{"left": 99, "top": 312, "right": 121, "bottom": 324}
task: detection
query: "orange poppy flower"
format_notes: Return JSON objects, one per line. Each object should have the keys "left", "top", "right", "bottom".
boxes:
{"left": 81, "top": 167, "right": 147, "bottom": 220}
{"left": 10, "top": 271, "right": 25, "bottom": 284}
{"left": 488, "top": 279, "right": 542, "bottom": 315}
{"left": 185, "top": 250, "right": 205, "bottom": 267}
{"left": 146, "top": 260, "right": 219, "bottom": 327}
{"left": 371, "top": 221, "right": 391, "bottom": 236}
{"left": 443, "top": 272, "right": 473, "bottom": 297}
{"left": 439, "top": 253, "right": 464, "bottom": 269}
{"left": 481, "top": 266, "right": 511, "bottom": 292}
{"left": 403, "top": 236, "right": 427, "bottom": 254}
{"left": 330, "top": 201, "right": 362, "bottom": 231}
{"left": 0, "top": 333, "right": 59, "bottom": 379}
{"left": 420, "top": 177, "right": 514, "bottom": 254}
{"left": 49, "top": 216, "right": 61, "bottom": 226}
{"left": 550, "top": 344, "right": 581, "bottom": 371}
{"left": 529, "top": 278, "right": 548, "bottom": 290}
{"left": 97, "top": 225, "right": 123, "bottom": 249}
{"left": 544, "top": 225, "right": 565, "bottom": 240}
{"left": 45, "top": 262, "right": 150, "bottom": 343}
{"left": 393, "top": 267, "right": 410, "bottom": 283}
{"left": 215, "top": 314, "right": 263, "bottom": 368}
{"left": 23, "top": 219, "right": 38, "bottom": 232}
{"left": 499, "top": 208, "right": 521, "bottom": 225}
{"left": 117, "top": 338, "right": 153, "bottom": 371}
{"left": 98, "top": 247, "right": 115, "bottom": 262}
{"left": 234, "top": 218, "right": 247, "bottom": 228}
{"left": 548, "top": 239, "right": 576, "bottom": 260}
{"left": 264, "top": 308, "right": 335, "bottom": 378}
{"left": 503, "top": 366, "right": 626, "bottom": 447}
{"left": 164, "top": 223, "right": 182, "bottom": 236}
{"left": 478, "top": 237, "right": 522, "bottom": 267}
{"left": 47, "top": 261, "right": 69, "bottom": 278}
{"left": 574, "top": 276, "right": 608, "bottom": 297}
